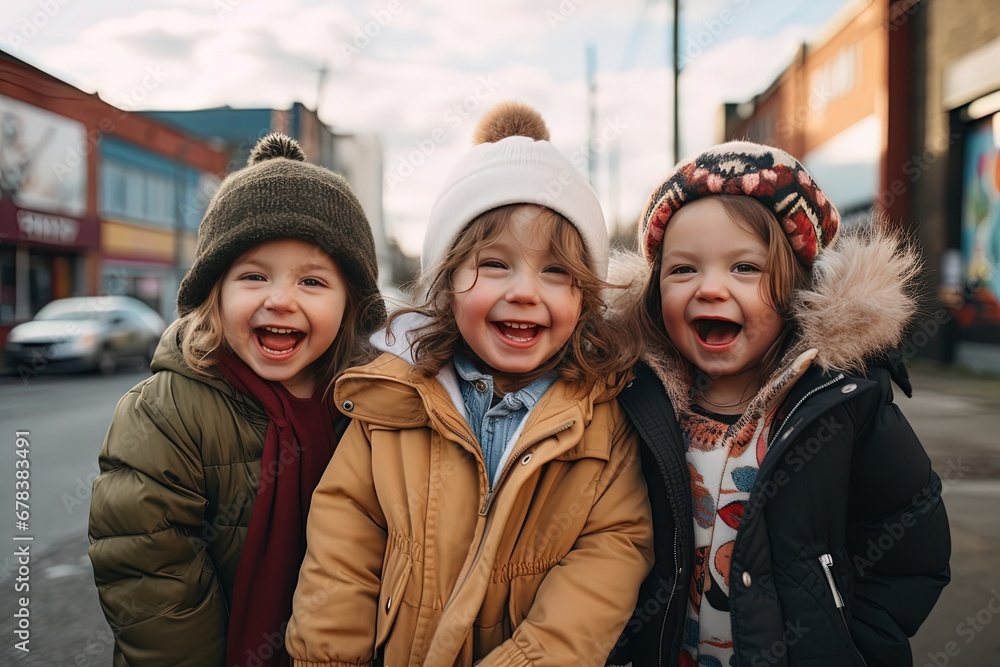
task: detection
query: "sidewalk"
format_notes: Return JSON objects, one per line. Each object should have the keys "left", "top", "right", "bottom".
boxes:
{"left": 902, "top": 358, "right": 1000, "bottom": 480}
{"left": 902, "top": 360, "right": 1000, "bottom": 666}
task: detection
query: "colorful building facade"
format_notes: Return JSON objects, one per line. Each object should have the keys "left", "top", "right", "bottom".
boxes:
{"left": 0, "top": 51, "right": 227, "bottom": 342}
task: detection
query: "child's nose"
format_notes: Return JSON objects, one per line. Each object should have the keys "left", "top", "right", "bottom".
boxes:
{"left": 505, "top": 271, "right": 541, "bottom": 304}
{"left": 264, "top": 284, "right": 296, "bottom": 310}
{"left": 695, "top": 272, "right": 730, "bottom": 300}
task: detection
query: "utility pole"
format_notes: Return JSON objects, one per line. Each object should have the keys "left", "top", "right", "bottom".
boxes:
{"left": 316, "top": 64, "right": 328, "bottom": 118}
{"left": 672, "top": 0, "right": 681, "bottom": 165}
{"left": 586, "top": 43, "right": 598, "bottom": 187}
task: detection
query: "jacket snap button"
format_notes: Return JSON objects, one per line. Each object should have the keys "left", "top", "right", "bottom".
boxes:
{"left": 521, "top": 454, "right": 532, "bottom": 465}
{"left": 386, "top": 596, "right": 392, "bottom": 612}
{"left": 625, "top": 380, "right": 633, "bottom": 388}
{"left": 342, "top": 400, "right": 354, "bottom": 412}
{"left": 841, "top": 383, "right": 857, "bottom": 394}
{"left": 474, "top": 379, "right": 488, "bottom": 393}
{"left": 742, "top": 571, "right": 752, "bottom": 588}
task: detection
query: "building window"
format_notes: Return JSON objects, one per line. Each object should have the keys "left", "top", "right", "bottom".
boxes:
{"left": 809, "top": 43, "right": 861, "bottom": 114}
{"left": 100, "top": 159, "right": 176, "bottom": 227}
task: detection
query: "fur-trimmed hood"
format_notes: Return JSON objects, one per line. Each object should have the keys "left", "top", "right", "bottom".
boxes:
{"left": 612, "top": 222, "right": 921, "bottom": 416}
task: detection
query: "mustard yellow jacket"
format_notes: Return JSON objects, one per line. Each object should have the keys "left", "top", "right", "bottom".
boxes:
{"left": 286, "top": 352, "right": 653, "bottom": 666}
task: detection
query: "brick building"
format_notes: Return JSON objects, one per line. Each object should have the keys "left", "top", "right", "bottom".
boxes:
{"left": 722, "top": 0, "right": 897, "bottom": 222}
{"left": 0, "top": 50, "right": 227, "bottom": 339}
{"left": 722, "top": 0, "right": 1000, "bottom": 371}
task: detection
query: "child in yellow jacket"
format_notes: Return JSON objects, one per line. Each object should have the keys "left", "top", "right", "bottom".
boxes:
{"left": 286, "top": 102, "right": 653, "bottom": 666}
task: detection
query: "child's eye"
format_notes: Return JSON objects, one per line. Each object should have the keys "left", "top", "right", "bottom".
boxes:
{"left": 669, "top": 266, "right": 695, "bottom": 275}
{"left": 240, "top": 273, "right": 266, "bottom": 281}
{"left": 734, "top": 263, "right": 761, "bottom": 274}
{"left": 543, "top": 265, "right": 569, "bottom": 275}
{"left": 301, "top": 278, "right": 325, "bottom": 287}
{"left": 479, "top": 259, "right": 507, "bottom": 270}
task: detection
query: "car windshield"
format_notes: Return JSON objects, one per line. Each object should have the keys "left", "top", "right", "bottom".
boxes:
{"left": 36, "top": 309, "right": 102, "bottom": 321}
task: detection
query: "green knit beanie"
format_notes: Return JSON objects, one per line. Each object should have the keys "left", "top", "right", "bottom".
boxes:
{"left": 176, "top": 133, "right": 385, "bottom": 334}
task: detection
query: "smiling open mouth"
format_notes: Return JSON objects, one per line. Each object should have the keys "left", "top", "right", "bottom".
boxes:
{"left": 693, "top": 319, "right": 742, "bottom": 346}
{"left": 495, "top": 321, "right": 541, "bottom": 343}
{"left": 255, "top": 326, "right": 305, "bottom": 355}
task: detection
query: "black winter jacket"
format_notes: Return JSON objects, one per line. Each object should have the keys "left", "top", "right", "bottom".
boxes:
{"left": 608, "top": 227, "right": 951, "bottom": 667}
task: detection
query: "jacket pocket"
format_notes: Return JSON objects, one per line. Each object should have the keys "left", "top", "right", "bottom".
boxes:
{"left": 817, "top": 553, "right": 867, "bottom": 667}
{"left": 375, "top": 551, "right": 412, "bottom": 653}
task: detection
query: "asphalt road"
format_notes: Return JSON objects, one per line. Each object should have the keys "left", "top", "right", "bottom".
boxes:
{"left": 0, "top": 366, "right": 151, "bottom": 666}
{"left": 0, "top": 361, "right": 997, "bottom": 666}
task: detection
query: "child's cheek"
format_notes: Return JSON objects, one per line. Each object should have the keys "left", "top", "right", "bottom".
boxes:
{"left": 658, "top": 280, "right": 672, "bottom": 330}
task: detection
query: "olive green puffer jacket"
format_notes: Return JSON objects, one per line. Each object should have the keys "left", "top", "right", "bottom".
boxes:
{"left": 88, "top": 322, "right": 267, "bottom": 667}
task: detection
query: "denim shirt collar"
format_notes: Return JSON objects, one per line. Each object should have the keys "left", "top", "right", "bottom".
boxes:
{"left": 453, "top": 354, "right": 556, "bottom": 414}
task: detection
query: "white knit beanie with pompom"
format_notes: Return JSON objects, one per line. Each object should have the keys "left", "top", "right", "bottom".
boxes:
{"left": 421, "top": 101, "right": 609, "bottom": 279}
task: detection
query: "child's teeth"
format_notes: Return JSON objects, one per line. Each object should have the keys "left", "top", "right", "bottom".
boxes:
{"left": 261, "top": 345, "right": 295, "bottom": 355}
{"left": 264, "top": 326, "right": 297, "bottom": 334}
{"left": 502, "top": 322, "right": 533, "bottom": 329}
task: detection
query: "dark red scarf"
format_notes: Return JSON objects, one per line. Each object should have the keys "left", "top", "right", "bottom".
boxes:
{"left": 216, "top": 349, "right": 345, "bottom": 667}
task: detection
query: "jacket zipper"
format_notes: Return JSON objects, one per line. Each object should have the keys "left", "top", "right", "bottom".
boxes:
{"left": 657, "top": 528, "right": 679, "bottom": 666}
{"left": 819, "top": 553, "right": 868, "bottom": 667}
{"left": 429, "top": 408, "right": 492, "bottom": 510}
{"left": 478, "top": 421, "right": 575, "bottom": 516}
{"left": 440, "top": 419, "right": 575, "bottom": 609}
{"left": 766, "top": 373, "right": 845, "bottom": 451}
{"left": 818, "top": 554, "right": 844, "bottom": 608}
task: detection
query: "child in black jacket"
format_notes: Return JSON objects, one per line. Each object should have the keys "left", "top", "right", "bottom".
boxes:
{"left": 609, "top": 142, "right": 950, "bottom": 667}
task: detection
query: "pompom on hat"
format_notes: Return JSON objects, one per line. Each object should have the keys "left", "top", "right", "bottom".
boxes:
{"left": 639, "top": 141, "right": 840, "bottom": 268}
{"left": 176, "top": 133, "right": 385, "bottom": 332}
{"left": 422, "top": 101, "right": 609, "bottom": 279}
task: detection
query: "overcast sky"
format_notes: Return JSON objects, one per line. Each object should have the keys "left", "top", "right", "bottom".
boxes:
{"left": 2, "top": 0, "right": 850, "bottom": 255}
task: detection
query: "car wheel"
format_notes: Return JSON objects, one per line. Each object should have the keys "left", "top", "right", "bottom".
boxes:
{"left": 97, "top": 348, "right": 117, "bottom": 375}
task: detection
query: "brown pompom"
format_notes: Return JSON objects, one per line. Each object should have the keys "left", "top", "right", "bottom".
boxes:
{"left": 472, "top": 101, "right": 550, "bottom": 145}
{"left": 248, "top": 132, "right": 306, "bottom": 165}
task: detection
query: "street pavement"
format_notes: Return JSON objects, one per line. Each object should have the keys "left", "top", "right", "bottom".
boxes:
{"left": 0, "top": 360, "right": 997, "bottom": 666}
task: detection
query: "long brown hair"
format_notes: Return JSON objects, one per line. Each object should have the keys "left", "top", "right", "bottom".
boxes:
{"left": 628, "top": 195, "right": 809, "bottom": 378}
{"left": 178, "top": 250, "right": 377, "bottom": 400}
{"left": 389, "top": 204, "right": 640, "bottom": 393}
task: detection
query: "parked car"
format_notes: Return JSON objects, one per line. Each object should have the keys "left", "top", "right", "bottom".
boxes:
{"left": 5, "top": 296, "right": 167, "bottom": 375}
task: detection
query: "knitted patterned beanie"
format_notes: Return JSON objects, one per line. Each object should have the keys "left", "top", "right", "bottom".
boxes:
{"left": 640, "top": 141, "right": 840, "bottom": 268}
{"left": 176, "top": 133, "right": 385, "bottom": 332}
